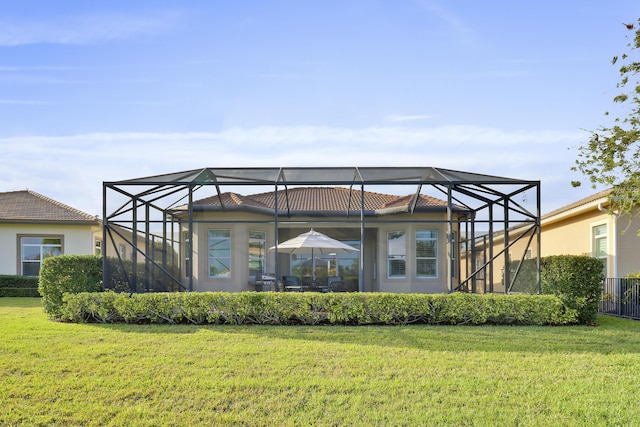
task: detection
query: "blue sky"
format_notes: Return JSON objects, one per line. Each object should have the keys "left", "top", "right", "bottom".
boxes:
{"left": 1, "top": 0, "right": 639, "bottom": 216}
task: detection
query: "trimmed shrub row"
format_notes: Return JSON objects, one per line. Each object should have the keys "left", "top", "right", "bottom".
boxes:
{"left": 59, "top": 291, "right": 579, "bottom": 326}
{"left": 0, "top": 275, "right": 40, "bottom": 297}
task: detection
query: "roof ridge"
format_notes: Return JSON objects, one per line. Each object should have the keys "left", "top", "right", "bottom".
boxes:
{"left": 542, "top": 188, "right": 612, "bottom": 219}
{"left": 26, "top": 189, "right": 98, "bottom": 221}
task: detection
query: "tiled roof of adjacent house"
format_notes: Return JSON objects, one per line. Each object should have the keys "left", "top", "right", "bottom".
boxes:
{"left": 542, "top": 188, "right": 612, "bottom": 220}
{"left": 0, "top": 190, "right": 99, "bottom": 224}
{"left": 193, "top": 186, "right": 452, "bottom": 212}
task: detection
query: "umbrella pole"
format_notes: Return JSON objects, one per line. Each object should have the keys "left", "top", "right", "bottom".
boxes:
{"left": 312, "top": 248, "right": 316, "bottom": 281}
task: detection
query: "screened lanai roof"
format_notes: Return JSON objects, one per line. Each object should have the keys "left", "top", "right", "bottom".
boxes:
{"left": 108, "top": 166, "right": 534, "bottom": 186}
{"left": 103, "top": 166, "right": 541, "bottom": 294}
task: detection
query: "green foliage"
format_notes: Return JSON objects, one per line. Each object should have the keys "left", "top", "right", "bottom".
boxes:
{"left": 626, "top": 271, "right": 640, "bottom": 278}
{"left": 505, "top": 258, "right": 539, "bottom": 293}
{"left": 0, "top": 275, "right": 40, "bottom": 297}
{"left": 38, "top": 255, "right": 102, "bottom": 319}
{"left": 573, "top": 19, "right": 640, "bottom": 227}
{"left": 541, "top": 255, "right": 605, "bottom": 325}
{"left": 59, "top": 291, "right": 578, "bottom": 326}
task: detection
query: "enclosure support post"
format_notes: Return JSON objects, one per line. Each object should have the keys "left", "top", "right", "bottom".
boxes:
{"left": 188, "top": 186, "right": 194, "bottom": 292}
{"left": 102, "top": 184, "right": 107, "bottom": 291}
{"left": 359, "top": 184, "right": 365, "bottom": 293}
{"left": 503, "top": 198, "right": 510, "bottom": 294}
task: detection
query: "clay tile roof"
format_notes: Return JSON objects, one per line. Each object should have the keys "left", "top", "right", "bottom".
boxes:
{"left": 0, "top": 190, "right": 99, "bottom": 223}
{"left": 192, "top": 186, "right": 450, "bottom": 212}
{"left": 251, "top": 187, "right": 398, "bottom": 211}
{"left": 382, "top": 194, "right": 449, "bottom": 209}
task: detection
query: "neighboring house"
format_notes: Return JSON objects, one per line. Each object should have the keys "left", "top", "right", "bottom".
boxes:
{"left": 0, "top": 190, "right": 102, "bottom": 276}
{"left": 480, "top": 188, "right": 640, "bottom": 293}
{"left": 539, "top": 188, "right": 640, "bottom": 278}
{"left": 0, "top": 189, "right": 141, "bottom": 277}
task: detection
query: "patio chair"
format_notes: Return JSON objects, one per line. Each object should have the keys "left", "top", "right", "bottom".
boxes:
{"left": 327, "top": 276, "right": 346, "bottom": 292}
{"left": 282, "top": 276, "right": 303, "bottom": 292}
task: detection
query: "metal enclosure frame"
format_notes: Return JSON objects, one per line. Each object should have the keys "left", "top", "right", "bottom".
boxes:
{"left": 102, "top": 166, "right": 541, "bottom": 294}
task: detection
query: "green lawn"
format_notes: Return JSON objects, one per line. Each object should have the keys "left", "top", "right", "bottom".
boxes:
{"left": 2, "top": 298, "right": 640, "bottom": 426}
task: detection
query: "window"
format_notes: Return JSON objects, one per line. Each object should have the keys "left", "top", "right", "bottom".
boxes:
{"left": 209, "top": 229, "right": 231, "bottom": 278}
{"left": 387, "top": 231, "right": 406, "bottom": 278}
{"left": 95, "top": 240, "right": 102, "bottom": 256}
{"left": 21, "top": 236, "right": 62, "bottom": 276}
{"left": 118, "top": 244, "right": 126, "bottom": 259}
{"left": 183, "top": 231, "right": 191, "bottom": 277}
{"left": 593, "top": 224, "right": 608, "bottom": 277}
{"left": 416, "top": 230, "right": 438, "bottom": 278}
{"left": 249, "top": 230, "right": 266, "bottom": 278}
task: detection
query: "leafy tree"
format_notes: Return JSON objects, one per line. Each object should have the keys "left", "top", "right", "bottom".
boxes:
{"left": 573, "top": 20, "right": 640, "bottom": 227}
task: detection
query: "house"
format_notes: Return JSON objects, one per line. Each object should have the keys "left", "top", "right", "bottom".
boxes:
{"left": 0, "top": 190, "right": 102, "bottom": 276}
{"left": 539, "top": 188, "right": 640, "bottom": 278}
{"left": 102, "top": 167, "right": 541, "bottom": 294}
{"left": 178, "top": 186, "right": 469, "bottom": 293}
{"left": 0, "top": 190, "right": 142, "bottom": 277}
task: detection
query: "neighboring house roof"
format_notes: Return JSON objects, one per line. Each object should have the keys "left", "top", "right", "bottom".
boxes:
{"left": 190, "top": 186, "right": 462, "bottom": 215}
{"left": 0, "top": 190, "right": 99, "bottom": 224}
{"left": 541, "top": 188, "right": 612, "bottom": 225}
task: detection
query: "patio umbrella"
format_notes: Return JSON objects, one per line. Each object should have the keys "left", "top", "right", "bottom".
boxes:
{"left": 269, "top": 229, "right": 359, "bottom": 280}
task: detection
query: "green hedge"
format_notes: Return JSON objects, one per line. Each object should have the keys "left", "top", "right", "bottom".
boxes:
{"left": 39, "top": 255, "right": 103, "bottom": 319}
{"left": 0, "top": 275, "right": 40, "bottom": 297}
{"left": 541, "top": 255, "right": 604, "bottom": 325}
{"left": 59, "top": 291, "right": 579, "bottom": 326}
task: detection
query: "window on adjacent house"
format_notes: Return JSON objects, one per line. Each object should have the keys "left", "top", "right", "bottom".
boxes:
{"left": 249, "top": 230, "right": 266, "bottom": 278}
{"left": 387, "top": 230, "right": 406, "bottom": 278}
{"left": 21, "top": 236, "right": 62, "bottom": 276}
{"left": 95, "top": 239, "right": 102, "bottom": 256}
{"left": 593, "top": 224, "right": 608, "bottom": 277}
{"left": 416, "top": 230, "right": 438, "bottom": 278}
{"left": 209, "top": 229, "right": 231, "bottom": 278}
{"left": 183, "top": 231, "right": 191, "bottom": 278}
{"left": 118, "top": 244, "right": 126, "bottom": 259}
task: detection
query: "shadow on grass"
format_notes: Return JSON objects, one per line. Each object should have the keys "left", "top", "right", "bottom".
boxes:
{"left": 4, "top": 298, "right": 640, "bottom": 355}
{"left": 70, "top": 314, "right": 640, "bottom": 356}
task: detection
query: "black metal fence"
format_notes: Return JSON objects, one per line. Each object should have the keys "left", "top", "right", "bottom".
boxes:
{"left": 600, "top": 278, "right": 640, "bottom": 319}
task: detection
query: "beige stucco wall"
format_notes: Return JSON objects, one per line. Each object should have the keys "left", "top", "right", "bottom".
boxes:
{"left": 181, "top": 210, "right": 459, "bottom": 293}
{"left": 613, "top": 209, "right": 640, "bottom": 277}
{"left": 0, "top": 223, "right": 99, "bottom": 275}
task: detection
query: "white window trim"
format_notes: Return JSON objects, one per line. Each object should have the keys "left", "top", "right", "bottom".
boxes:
{"left": 208, "top": 229, "right": 231, "bottom": 278}
{"left": 416, "top": 229, "right": 438, "bottom": 279}
{"left": 18, "top": 234, "right": 64, "bottom": 276}
{"left": 590, "top": 221, "right": 608, "bottom": 277}
{"left": 248, "top": 230, "right": 267, "bottom": 279}
{"left": 387, "top": 230, "right": 406, "bottom": 279}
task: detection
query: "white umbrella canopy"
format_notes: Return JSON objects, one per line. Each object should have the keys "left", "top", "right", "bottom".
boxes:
{"left": 270, "top": 229, "right": 359, "bottom": 280}
{"left": 270, "top": 229, "right": 359, "bottom": 255}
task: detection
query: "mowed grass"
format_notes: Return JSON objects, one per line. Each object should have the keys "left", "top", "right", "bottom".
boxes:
{"left": 2, "top": 298, "right": 640, "bottom": 426}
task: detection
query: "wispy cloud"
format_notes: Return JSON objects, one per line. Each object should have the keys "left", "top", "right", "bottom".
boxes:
{"left": 385, "top": 114, "right": 436, "bottom": 123}
{"left": 0, "top": 125, "right": 588, "bottom": 215}
{"left": 0, "top": 99, "right": 54, "bottom": 105}
{"left": 413, "top": 0, "right": 473, "bottom": 42}
{"left": 0, "top": 11, "right": 181, "bottom": 46}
